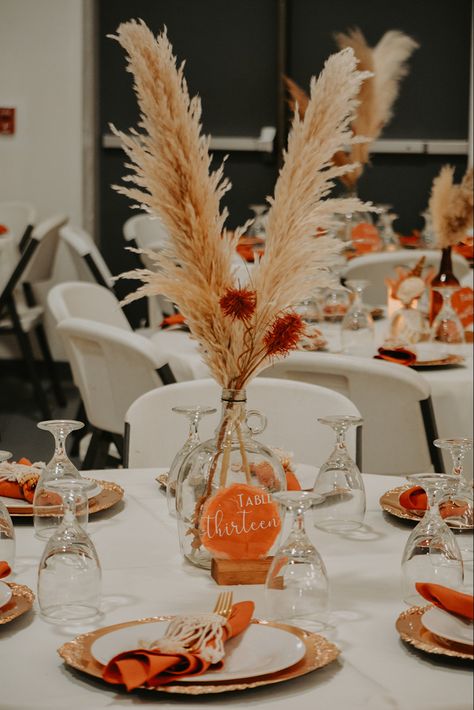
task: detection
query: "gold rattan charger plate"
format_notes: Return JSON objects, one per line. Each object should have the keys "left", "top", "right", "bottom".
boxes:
{"left": 6, "top": 479, "right": 124, "bottom": 518}
{"left": 379, "top": 485, "right": 473, "bottom": 530}
{"left": 0, "top": 583, "right": 35, "bottom": 625}
{"left": 58, "top": 616, "right": 340, "bottom": 695}
{"left": 396, "top": 606, "right": 474, "bottom": 660}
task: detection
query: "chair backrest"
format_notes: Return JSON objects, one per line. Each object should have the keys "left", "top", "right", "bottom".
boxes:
{"left": 343, "top": 249, "right": 471, "bottom": 305}
{"left": 60, "top": 224, "right": 114, "bottom": 289}
{"left": 48, "top": 281, "right": 130, "bottom": 330}
{"left": 0, "top": 200, "right": 36, "bottom": 249}
{"left": 259, "top": 351, "right": 441, "bottom": 475}
{"left": 123, "top": 212, "right": 170, "bottom": 250}
{"left": 57, "top": 317, "right": 174, "bottom": 434}
{"left": 125, "top": 377, "right": 361, "bottom": 469}
{"left": 0, "top": 214, "right": 67, "bottom": 313}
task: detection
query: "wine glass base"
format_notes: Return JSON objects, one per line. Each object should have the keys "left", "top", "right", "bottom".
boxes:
{"left": 40, "top": 603, "right": 101, "bottom": 625}
{"left": 314, "top": 518, "right": 364, "bottom": 533}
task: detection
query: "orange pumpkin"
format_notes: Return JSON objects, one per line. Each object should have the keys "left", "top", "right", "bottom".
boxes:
{"left": 200, "top": 483, "right": 281, "bottom": 560}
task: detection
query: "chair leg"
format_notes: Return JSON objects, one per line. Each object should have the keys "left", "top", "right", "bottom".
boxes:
{"left": 15, "top": 326, "right": 51, "bottom": 419}
{"left": 34, "top": 323, "right": 67, "bottom": 408}
{"left": 82, "top": 429, "right": 110, "bottom": 470}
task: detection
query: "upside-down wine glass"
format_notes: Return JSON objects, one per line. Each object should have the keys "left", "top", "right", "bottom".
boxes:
{"left": 340, "top": 280, "right": 375, "bottom": 357}
{"left": 313, "top": 416, "right": 366, "bottom": 533}
{"left": 0, "top": 451, "right": 15, "bottom": 574}
{"left": 166, "top": 406, "right": 216, "bottom": 515}
{"left": 33, "top": 420, "right": 92, "bottom": 540}
{"left": 265, "top": 491, "right": 329, "bottom": 631}
{"left": 401, "top": 473, "right": 464, "bottom": 606}
{"left": 37, "top": 479, "right": 101, "bottom": 624}
{"left": 434, "top": 438, "right": 473, "bottom": 564}
{"left": 430, "top": 286, "right": 465, "bottom": 352}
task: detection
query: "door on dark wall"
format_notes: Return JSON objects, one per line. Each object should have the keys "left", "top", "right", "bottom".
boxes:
{"left": 97, "top": 0, "right": 471, "bottom": 321}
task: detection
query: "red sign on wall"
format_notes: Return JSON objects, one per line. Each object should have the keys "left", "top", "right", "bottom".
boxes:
{"left": 0, "top": 108, "right": 15, "bottom": 135}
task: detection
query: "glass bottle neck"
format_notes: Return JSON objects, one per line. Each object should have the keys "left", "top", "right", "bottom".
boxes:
{"left": 218, "top": 389, "right": 248, "bottom": 438}
{"left": 433, "top": 246, "right": 460, "bottom": 286}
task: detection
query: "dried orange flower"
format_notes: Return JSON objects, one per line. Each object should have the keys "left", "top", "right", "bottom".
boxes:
{"left": 263, "top": 312, "right": 305, "bottom": 357}
{"left": 219, "top": 288, "right": 256, "bottom": 321}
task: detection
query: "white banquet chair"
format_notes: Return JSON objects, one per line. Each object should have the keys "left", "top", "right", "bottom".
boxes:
{"left": 56, "top": 317, "right": 176, "bottom": 468}
{"left": 0, "top": 200, "right": 36, "bottom": 251}
{"left": 123, "top": 212, "right": 174, "bottom": 326}
{"left": 343, "top": 249, "right": 471, "bottom": 306}
{"left": 59, "top": 224, "right": 115, "bottom": 289}
{"left": 124, "top": 377, "right": 362, "bottom": 472}
{"left": 47, "top": 281, "right": 199, "bottom": 382}
{"left": 259, "top": 351, "right": 443, "bottom": 475}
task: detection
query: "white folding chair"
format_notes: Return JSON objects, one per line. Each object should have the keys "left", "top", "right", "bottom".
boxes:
{"left": 124, "top": 377, "right": 362, "bottom": 470}
{"left": 47, "top": 281, "right": 199, "bottom": 382}
{"left": 56, "top": 317, "right": 176, "bottom": 468}
{"left": 259, "top": 351, "right": 443, "bottom": 475}
{"left": 59, "top": 224, "right": 115, "bottom": 289}
{"left": 0, "top": 214, "right": 68, "bottom": 417}
{"left": 0, "top": 200, "right": 36, "bottom": 251}
{"left": 343, "top": 249, "right": 471, "bottom": 305}
{"left": 123, "top": 212, "right": 174, "bottom": 326}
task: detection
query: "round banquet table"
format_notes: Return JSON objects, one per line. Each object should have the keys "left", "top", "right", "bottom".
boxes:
{"left": 1, "top": 468, "right": 472, "bottom": 710}
{"left": 151, "top": 324, "right": 474, "bottom": 475}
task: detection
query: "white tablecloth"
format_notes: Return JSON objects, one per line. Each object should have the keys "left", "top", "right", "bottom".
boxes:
{"left": 2, "top": 468, "right": 472, "bottom": 710}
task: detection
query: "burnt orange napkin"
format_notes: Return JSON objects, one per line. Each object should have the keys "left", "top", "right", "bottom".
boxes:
{"left": 0, "top": 561, "right": 11, "bottom": 579}
{"left": 160, "top": 314, "right": 186, "bottom": 329}
{"left": 0, "top": 457, "right": 38, "bottom": 502}
{"left": 374, "top": 346, "right": 417, "bottom": 366}
{"left": 102, "top": 601, "right": 254, "bottom": 691}
{"left": 399, "top": 486, "right": 468, "bottom": 519}
{"left": 285, "top": 470, "right": 301, "bottom": 491}
{"left": 416, "top": 583, "right": 474, "bottom": 621}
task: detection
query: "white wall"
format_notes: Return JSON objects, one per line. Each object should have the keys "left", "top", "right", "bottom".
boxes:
{"left": 0, "top": 0, "right": 84, "bottom": 223}
{"left": 0, "top": 0, "right": 85, "bottom": 360}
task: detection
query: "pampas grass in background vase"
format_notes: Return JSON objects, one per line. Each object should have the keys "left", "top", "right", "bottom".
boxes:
{"left": 428, "top": 166, "right": 473, "bottom": 323}
{"left": 110, "top": 20, "right": 375, "bottom": 568}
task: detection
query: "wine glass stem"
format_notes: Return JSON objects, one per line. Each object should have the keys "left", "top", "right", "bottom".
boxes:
{"left": 186, "top": 414, "right": 201, "bottom": 446}
{"left": 451, "top": 451, "right": 464, "bottom": 477}
{"left": 54, "top": 428, "right": 67, "bottom": 459}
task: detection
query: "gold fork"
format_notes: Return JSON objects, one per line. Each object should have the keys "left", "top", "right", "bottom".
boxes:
{"left": 213, "top": 591, "right": 234, "bottom": 619}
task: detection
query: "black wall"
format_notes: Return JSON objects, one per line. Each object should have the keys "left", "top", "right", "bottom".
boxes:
{"left": 97, "top": 0, "right": 471, "bottom": 317}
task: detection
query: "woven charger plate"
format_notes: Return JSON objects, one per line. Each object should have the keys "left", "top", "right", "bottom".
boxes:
{"left": 58, "top": 616, "right": 340, "bottom": 695}
{"left": 379, "top": 485, "right": 473, "bottom": 530}
{"left": 396, "top": 606, "right": 473, "bottom": 660}
{"left": 7, "top": 479, "right": 124, "bottom": 517}
{"left": 0, "top": 583, "right": 35, "bottom": 625}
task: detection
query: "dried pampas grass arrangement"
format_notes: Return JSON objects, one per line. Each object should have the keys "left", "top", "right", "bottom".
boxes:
{"left": 111, "top": 20, "right": 373, "bottom": 388}
{"left": 429, "top": 166, "right": 474, "bottom": 248}
{"left": 285, "top": 27, "right": 419, "bottom": 189}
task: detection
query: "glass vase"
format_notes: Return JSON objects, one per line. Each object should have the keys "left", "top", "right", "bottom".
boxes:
{"left": 175, "top": 388, "right": 287, "bottom": 569}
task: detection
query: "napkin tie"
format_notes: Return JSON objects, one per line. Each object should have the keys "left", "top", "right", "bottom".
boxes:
{"left": 102, "top": 601, "right": 254, "bottom": 691}
{"left": 0, "top": 561, "right": 11, "bottom": 579}
{"left": 0, "top": 458, "right": 41, "bottom": 502}
{"left": 416, "top": 583, "right": 474, "bottom": 621}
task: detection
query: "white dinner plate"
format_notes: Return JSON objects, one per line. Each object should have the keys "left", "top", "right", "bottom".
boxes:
{"left": 0, "top": 581, "right": 12, "bottom": 609}
{"left": 422, "top": 606, "right": 474, "bottom": 646}
{"left": 91, "top": 620, "right": 306, "bottom": 682}
{"left": 0, "top": 481, "right": 102, "bottom": 508}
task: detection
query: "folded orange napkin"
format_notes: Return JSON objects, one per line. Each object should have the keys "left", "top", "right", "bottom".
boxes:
{"left": 416, "top": 583, "right": 474, "bottom": 621}
{"left": 160, "top": 314, "right": 186, "bottom": 329}
{"left": 0, "top": 457, "right": 39, "bottom": 502}
{"left": 102, "top": 601, "right": 254, "bottom": 691}
{"left": 285, "top": 470, "right": 301, "bottom": 491}
{"left": 399, "top": 486, "right": 468, "bottom": 519}
{"left": 374, "top": 346, "right": 417, "bottom": 366}
{"left": 399, "top": 230, "right": 422, "bottom": 248}
{"left": 0, "top": 561, "right": 11, "bottom": 579}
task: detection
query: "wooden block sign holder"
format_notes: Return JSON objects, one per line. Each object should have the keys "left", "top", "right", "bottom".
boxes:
{"left": 211, "top": 557, "right": 273, "bottom": 585}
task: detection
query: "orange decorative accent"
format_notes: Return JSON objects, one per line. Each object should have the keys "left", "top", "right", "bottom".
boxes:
{"left": 285, "top": 470, "right": 301, "bottom": 491}
{"left": 351, "top": 223, "right": 381, "bottom": 254}
{"left": 263, "top": 313, "right": 305, "bottom": 357}
{"left": 160, "top": 314, "right": 185, "bottom": 328}
{"left": 200, "top": 483, "right": 281, "bottom": 560}
{"left": 0, "top": 561, "right": 11, "bottom": 579}
{"left": 454, "top": 237, "right": 473, "bottom": 262}
{"left": 219, "top": 288, "right": 256, "bottom": 321}
{"left": 0, "top": 224, "right": 9, "bottom": 235}
{"left": 451, "top": 287, "right": 474, "bottom": 328}
{"left": 0, "top": 457, "right": 38, "bottom": 502}
{"left": 399, "top": 486, "right": 468, "bottom": 519}
{"left": 374, "top": 346, "right": 417, "bottom": 366}
{"left": 399, "top": 229, "right": 422, "bottom": 248}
